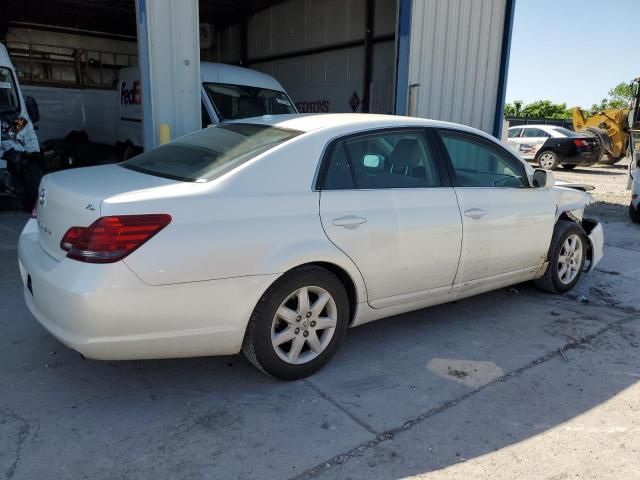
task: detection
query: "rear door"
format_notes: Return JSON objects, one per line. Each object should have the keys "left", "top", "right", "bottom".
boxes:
{"left": 518, "top": 127, "right": 550, "bottom": 160}
{"left": 318, "top": 129, "right": 462, "bottom": 308}
{"left": 435, "top": 129, "right": 555, "bottom": 283}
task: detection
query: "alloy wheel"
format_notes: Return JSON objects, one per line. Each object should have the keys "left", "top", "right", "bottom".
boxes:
{"left": 539, "top": 152, "right": 556, "bottom": 169}
{"left": 270, "top": 286, "right": 338, "bottom": 365}
{"left": 557, "top": 234, "right": 583, "bottom": 285}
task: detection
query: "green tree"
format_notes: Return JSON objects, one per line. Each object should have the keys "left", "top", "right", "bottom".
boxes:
{"left": 504, "top": 99, "right": 571, "bottom": 119}
{"left": 590, "top": 82, "right": 634, "bottom": 111}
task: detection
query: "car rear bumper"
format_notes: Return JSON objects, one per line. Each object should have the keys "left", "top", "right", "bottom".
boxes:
{"left": 562, "top": 151, "right": 600, "bottom": 166}
{"left": 18, "top": 219, "right": 279, "bottom": 360}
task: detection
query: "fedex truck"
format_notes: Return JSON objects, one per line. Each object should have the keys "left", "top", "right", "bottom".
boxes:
{"left": 117, "top": 62, "right": 298, "bottom": 158}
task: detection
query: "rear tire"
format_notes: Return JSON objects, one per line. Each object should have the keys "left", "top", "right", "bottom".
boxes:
{"left": 598, "top": 155, "right": 623, "bottom": 166}
{"left": 534, "top": 221, "right": 587, "bottom": 294}
{"left": 537, "top": 150, "right": 561, "bottom": 170}
{"left": 630, "top": 202, "right": 640, "bottom": 224}
{"left": 242, "top": 266, "right": 349, "bottom": 380}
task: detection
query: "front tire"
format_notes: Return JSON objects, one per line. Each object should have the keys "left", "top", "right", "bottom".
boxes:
{"left": 537, "top": 150, "right": 561, "bottom": 170}
{"left": 630, "top": 202, "right": 640, "bottom": 223}
{"left": 534, "top": 221, "right": 587, "bottom": 294}
{"left": 242, "top": 266, "right": 349, "bottom": 380}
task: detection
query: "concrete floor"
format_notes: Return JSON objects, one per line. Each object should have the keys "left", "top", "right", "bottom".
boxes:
{"left": 1, "top": 179, "right": 639, "bottom": 479}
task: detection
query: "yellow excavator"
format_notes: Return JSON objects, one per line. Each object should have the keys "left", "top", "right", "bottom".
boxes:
{"left": 572, "top": 77, "right": 640, "bottom": 165}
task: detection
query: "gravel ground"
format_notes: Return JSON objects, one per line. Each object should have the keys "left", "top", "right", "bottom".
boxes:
{"left": 552, "top": 157, "right": 633, "bottom": 223}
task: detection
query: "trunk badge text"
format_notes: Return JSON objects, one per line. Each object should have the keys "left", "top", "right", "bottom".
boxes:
{"left": 85, "top": 204, "right": 96, "bottom": 211}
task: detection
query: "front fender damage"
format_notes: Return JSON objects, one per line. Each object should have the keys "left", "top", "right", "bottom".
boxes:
{"left": 552, "top": 186, "right": 603, "bottom": 272}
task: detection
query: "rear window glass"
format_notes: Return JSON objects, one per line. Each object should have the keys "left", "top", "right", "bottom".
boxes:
{"left": 121, "top": 124, "right": 301, "bottom": 182}
{"left": 552, "top": 127, "right": 579, "bottom": 137}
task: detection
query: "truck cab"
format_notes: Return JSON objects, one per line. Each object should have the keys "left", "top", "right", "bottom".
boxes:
{"left": 117, "top": 62, "right": 297, "bottom": 158}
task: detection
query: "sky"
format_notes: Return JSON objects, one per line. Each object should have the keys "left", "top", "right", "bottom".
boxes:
{"left": 505, "top": 0, "right": 639, "bottom": 108}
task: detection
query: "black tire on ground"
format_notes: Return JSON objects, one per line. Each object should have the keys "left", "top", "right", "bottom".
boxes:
{"left": 630, "top": 202, "right": 640, "bottom": 224}
{"left": 242, "top": 265, "right": 349, "bottom": 380}
{"left": 561, "top": 164, "right": 577, "bottom": 170}
{"left": 597, "top": 155, "right": 623, "bottom": 166}
{"left": 536, "top": 150, "right": 561, "bottom": 170}
{"left": 18, "top": 162, "right": 44, "bottom": 212}
{"left": 533, "top": 221, "right": 587, "bottom": 294}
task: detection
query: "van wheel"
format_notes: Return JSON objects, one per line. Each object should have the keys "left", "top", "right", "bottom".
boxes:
{"left": 534, "top": 221, "right": 587, "bottom": 294}
{"left": 121, "top": 143, "right": 140, "bottom": 161}
{"left": 242, "top": 266, "right": 349, "bottom": 380}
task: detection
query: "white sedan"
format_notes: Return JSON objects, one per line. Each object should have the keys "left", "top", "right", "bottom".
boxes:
{"left": 18, "top": 114, "right": 604, "bottom": 379}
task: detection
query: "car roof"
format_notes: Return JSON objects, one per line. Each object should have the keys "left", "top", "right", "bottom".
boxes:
{"left": 234, "top": 113, "right": 487, "bottom": 136}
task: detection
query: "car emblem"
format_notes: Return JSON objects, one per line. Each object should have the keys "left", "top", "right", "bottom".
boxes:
{"left": 38, "top": 188, "right": 46, "bottom": 206}
{"left": 85, "top": 204, "right": 96, "bottom": 211}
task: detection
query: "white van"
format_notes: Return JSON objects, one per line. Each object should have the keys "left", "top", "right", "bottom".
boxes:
{"left": 118, "top": 62, "right": 298, "bottom": 158}
{"left": 0, "top": 43, "right": 42, "bottom": 210}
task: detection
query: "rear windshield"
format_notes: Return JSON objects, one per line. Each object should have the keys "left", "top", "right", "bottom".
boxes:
{"left": 203, "top": 82, "right": 297, "bottom": 120}
{"left": 121, "top": 124, "right": 301, "bottom": 182}
{"left": 552, "top": 127, "right": 579, "bottom": 137}
{"left": 0, "top": 67, "right": 19, "bottom": 113}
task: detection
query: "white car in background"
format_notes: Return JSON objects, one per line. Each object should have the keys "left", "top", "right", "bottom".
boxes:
{"left": 19, "top": 114, "right": 604, "bottom": 379}
{"left": 507, "top": 125, "right": 601, "bottom": 170}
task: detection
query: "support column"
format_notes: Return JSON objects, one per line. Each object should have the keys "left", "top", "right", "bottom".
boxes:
{"left": 135, "top": 0, "right": 201, "bottom": 150}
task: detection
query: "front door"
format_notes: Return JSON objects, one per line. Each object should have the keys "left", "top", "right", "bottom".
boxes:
{"left": 318, "top": 129, "right": 462, "bottom": 307}
{"left": 436, "top": 129, "right": 555, "bottom": 283}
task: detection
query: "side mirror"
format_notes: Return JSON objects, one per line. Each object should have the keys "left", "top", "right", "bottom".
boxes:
{"left": 25, "top": 96, "right": 40, "bottom": 124}
{"left": 533, "top": 169, "right": 554, "bottom": 189}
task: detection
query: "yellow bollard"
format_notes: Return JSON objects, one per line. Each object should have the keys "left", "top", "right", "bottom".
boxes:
{"left": 158, "top": 124, "right": 171, "bottom": 145}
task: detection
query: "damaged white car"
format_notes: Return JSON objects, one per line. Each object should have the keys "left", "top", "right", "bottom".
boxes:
{"left": 19, "top": 114, "right": 603, "bottom": 380}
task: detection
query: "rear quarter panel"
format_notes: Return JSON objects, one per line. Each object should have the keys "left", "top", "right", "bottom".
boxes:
{"left": 111, "top": 132, "right": 367, "bottom": 301}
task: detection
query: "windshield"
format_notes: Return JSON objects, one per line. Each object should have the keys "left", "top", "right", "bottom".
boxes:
{"left": 203, "top": 82, "right": 296, "bottom": 121}
{"left": 552, "top": 127, "right": 579, "bottom": 137}
{"left": 121, "top": 123, "right": 301, "bottom": 182}
{"left": 0, "top": 67, "right": 19, "bottom": 113}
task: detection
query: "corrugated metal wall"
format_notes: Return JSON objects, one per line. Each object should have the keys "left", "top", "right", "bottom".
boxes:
{"left": 218, "top": 0, "right": 397, "bottom": 114}
{"left": 408, "top": 0, "right": 507, "bottom": 133}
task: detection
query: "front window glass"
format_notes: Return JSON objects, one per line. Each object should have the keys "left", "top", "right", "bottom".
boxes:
{"left": 121, "top": 124, "right": 301, "bottom": 182}
{"left": 203, "top": 83, "right": 296, "bottom": 121}
{"left": 0, "top": 67, "right": 19, "bottom": 113}
{"left": 440, "top": 131, "right": 528, "bottom": 188}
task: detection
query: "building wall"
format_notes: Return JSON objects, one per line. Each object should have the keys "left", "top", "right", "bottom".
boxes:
{"left": 407, "top": 0, "right": 507, "bottom": 133}
{"left": 6, "top": 27, "right": 136, "bottom": 87}
{"left": 216, "top": 0, "right": 397, "bottom": 114}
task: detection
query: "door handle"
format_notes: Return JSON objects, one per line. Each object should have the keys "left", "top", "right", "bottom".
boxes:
{"left": 333, "top": 215, "right": 367, "bottom": 229}
{"left": 464, "top": 208, "right": 487, "bottom": 219}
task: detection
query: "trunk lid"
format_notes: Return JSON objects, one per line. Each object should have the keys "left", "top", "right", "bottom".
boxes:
{"left": 36, "top": 164, "right": 176, "bottom": 260}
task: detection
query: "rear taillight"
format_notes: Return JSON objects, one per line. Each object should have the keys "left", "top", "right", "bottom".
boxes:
{"left": 573, "top": 139, "right": 588, "bottom": 148}
{"left": 60, "top": 226, "right": 87, "bottom": 251}
{"left": 63, "top": 214, "right": 171, "bottom": 263}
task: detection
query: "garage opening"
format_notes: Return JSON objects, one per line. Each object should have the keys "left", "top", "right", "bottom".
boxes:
{"left": 1, "top": 0, "right": 399, "bottom": 152}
